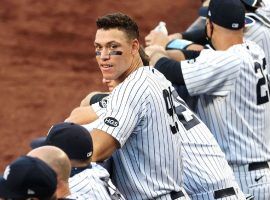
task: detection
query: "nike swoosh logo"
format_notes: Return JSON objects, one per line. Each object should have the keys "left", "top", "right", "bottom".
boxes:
{"left": 255, "top": 175, "right": 264, "bottom": 182}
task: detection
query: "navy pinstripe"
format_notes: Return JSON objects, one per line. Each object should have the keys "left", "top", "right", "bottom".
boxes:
{"left": 93, "top": 67, "right": 188, "bottom": 200}
{"left": 182, "top": 40, "right": 270, "bottom": 199}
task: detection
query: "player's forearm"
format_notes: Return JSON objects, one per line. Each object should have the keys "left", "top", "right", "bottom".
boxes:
{"left": 182, "top": 27, "right": 208, "bottom": 45}
{"left": 65, "top": 106, "right": 98, "bottom": 124}
{"left": 91, "top": 129, "right": 120, "bottom": 162}
{"left": 166, "top": 50, "right": 186, "bottom": 61}
{"left": 148, "top": 51, "right": 168, "bottom": 66}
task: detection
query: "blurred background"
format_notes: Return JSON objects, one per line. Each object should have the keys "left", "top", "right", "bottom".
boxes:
{"left": 0, "top": 0, "right": 200, "bottom": 171}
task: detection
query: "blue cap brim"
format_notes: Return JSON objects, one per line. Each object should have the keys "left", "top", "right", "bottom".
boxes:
{"left": 30, "top": 136, "right": 47, "bottom": 149}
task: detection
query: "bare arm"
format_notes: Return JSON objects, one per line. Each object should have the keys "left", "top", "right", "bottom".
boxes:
{"left": 91, "top": 128, "right": 120, "bottom": 161}
{"left": 145, "top": 45, "right": 187, "bottom": 66}
{"left": 166, "top": 50, "right": 186, "bottom": 62}
{"left": 80, "top": 91, "right": 104, "bottom": 107}
{"left": 65, "top": 106, "right": 98, "bottom": 124}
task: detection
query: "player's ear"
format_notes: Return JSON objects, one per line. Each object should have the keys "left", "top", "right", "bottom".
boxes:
{"left": 131, "top": 39, "right": 140, "bottom": 55}
{"left": 205, "top": 19, "right": 213, "bottom": 38}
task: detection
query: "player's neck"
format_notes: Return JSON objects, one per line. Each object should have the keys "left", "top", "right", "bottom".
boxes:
{"left": 70, "top": 159, "right": 90, "bottom": 168}
{"left": 118, "top": 54, "right": 143, "bottom": 82}
{"left": 57, "top": 180, "right": 71, "bottom": 198}
{"left": 214, "top": 29, "right": 244, "bottom": 50}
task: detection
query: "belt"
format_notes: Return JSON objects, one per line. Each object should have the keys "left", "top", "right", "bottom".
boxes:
{"left": 248, "top": 161, "right": 269, "bottom": 171}
{"left": 213, "top": 187, "right": 236, "bottom": 199}
{"left": 170, "top": 190, "right": 185, "bottom": 199}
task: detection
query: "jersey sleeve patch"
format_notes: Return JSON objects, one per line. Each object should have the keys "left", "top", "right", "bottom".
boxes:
{"left": 99, "top": 97, "right": 108, "bottom": 108}
{"left": 104, "top": 117, "right": 119, "bottom": 127}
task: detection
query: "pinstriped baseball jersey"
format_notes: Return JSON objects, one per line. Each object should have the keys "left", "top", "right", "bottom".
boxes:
{"left": 181, "top": 41, "right": 270, "bottom": 165}
{"left": 262, "top": 0, "right": 270, "bottom": 7}
{"left": 92, "top": 66, "right": 187, "bottom": 200}
{"left": 90, "top": 68, "right": 244, "bottom": 199}
{"left": 66, "top": 193, "right": 85, "bottom": 200}
{"left": 69, "top": 163, "right": 124, "bottom": 200}
{"left": 172, "top": 92, "right": 245, "bottom": 199}
{"left": 245, "top": 7, "right": 270, "bottom": 75}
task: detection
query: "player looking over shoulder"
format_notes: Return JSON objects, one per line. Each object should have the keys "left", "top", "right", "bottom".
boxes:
{"left": 67, "top": 12, "right": 189, "bottom": 200}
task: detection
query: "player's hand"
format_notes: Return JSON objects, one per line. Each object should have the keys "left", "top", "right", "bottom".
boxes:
{"left": 202, "top": 0, "right": 210, "bottom": 6}
{"left": 144, "top": 45, "right": 167, "bottom": 66}
{"left": 145, "top": 45, "right": 166, "bottom": 57}
{"left": 168, "top": 33, "right": 182, "bottom": 41}
{"left": 145, "top": 31, "right": 169, "bottom": 47}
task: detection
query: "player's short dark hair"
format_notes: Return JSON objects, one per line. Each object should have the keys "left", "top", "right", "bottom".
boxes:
{"left": 139, "top": 46, "right": 150, "bottom": 66}
{"left": 96, "top": 12, "right": 139, "bottom": 40}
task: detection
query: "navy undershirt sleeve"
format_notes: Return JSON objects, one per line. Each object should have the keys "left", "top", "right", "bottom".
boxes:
{"left": 154, "top": 57, "right": 185, "bottom": 85}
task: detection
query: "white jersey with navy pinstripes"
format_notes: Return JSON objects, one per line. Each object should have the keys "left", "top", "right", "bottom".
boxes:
{"left": 69, "top": 163, "right": 124, "bottom": 200}
{"left": 92, "top": 92, "right": 245, "bottom": 200}
{"left": 181, "top": 41, "right": 270, "bottom": 165}
{"left": 93, "top": 66, "right": 186, "bottom": 200}
{"left": 91, "top": 77, "right": 245, "bottom": 199}
{"left": 171, "top": 93, "right": 245, "bottom": 199}
{"left": 245, "top": 5, "right": 270, "bottom": 75}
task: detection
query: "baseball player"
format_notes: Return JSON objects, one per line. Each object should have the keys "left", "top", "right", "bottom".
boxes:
{"left": 0, "top": 156, "right": 57, "bottom": 200}
{"left": 149, "top": 0, "right": 270, "bottom": 66}
{"left": 27, "top": 145, "right": 85, "bottom": 199}
{"left": 145, "top": 0, "right": 270, "bottom": 199}
{"left": 30, "top": 122, "right": 124, "bottom": 200}
{"left": 67, "top": 12, "right": 190, "bottom": 200}
{"left": 76, "top": 77, "right": 246, "bottom": 200}
{"left": 243, "top": 0, "right": 270, "bottom": 80}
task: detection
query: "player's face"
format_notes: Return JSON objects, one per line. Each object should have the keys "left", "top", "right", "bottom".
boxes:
{"left": 94, "top": 28, "right": 137, "bottom": 82}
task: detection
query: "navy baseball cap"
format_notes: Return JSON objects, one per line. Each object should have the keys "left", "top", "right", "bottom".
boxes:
{"left": 0, "top": 156, "right": 57, "bottom": 199}
{"left": 200, "top": 0, "right": 245, "bottom": 30}
{"left": 30, "top": 122, "right": 93, "bottom": 160}
{"left": 199, "top": 5, "right": 255, "bottom": 27}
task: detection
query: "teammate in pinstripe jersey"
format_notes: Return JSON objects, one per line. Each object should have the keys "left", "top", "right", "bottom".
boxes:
{"left": 244, "top": 0, "right": 270, "bottom": 83}
{"left": 30, "top": 122, "right": 124, "bottom": 200}
{"left": 76, "top": 78, "right": 246, "bottom": 200}
{"left": 65, "top": 12, "right": 189, "bottom": 200}
{"left": 146, "top": 0, "right": 270, "bottom": 199}
{"left": 145, "top": 0, "right": 270, "bottom": 68}
{"left": 27, "top": 145, "right": 84, "bottom": 199}
{"left": 69, "top": 162, "right": 123, "bottom": 200}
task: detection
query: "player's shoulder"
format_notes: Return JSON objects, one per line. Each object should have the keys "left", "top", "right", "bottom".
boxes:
{"left": 117, "top": 66, "right": 161, "bottom": 90}
{"left": 245, "top": 8, "right": 270, "bottom": 28}
{"left": 227, "top": 41, "right": 260, "bottom": 55}
{"left": 196, "top": 48, "right": 241, "bottom": 65}
{"left": 91, "top": 162, "right": 110, "bottom": 177}
{"left": 127, "top": 66, "right": 157, "bottom": 79}
{"left": 242, "top": 40, "right": 265, "bottom": 58}
{"left": 71, "top": 163, "right": 110, "bottom": 180}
